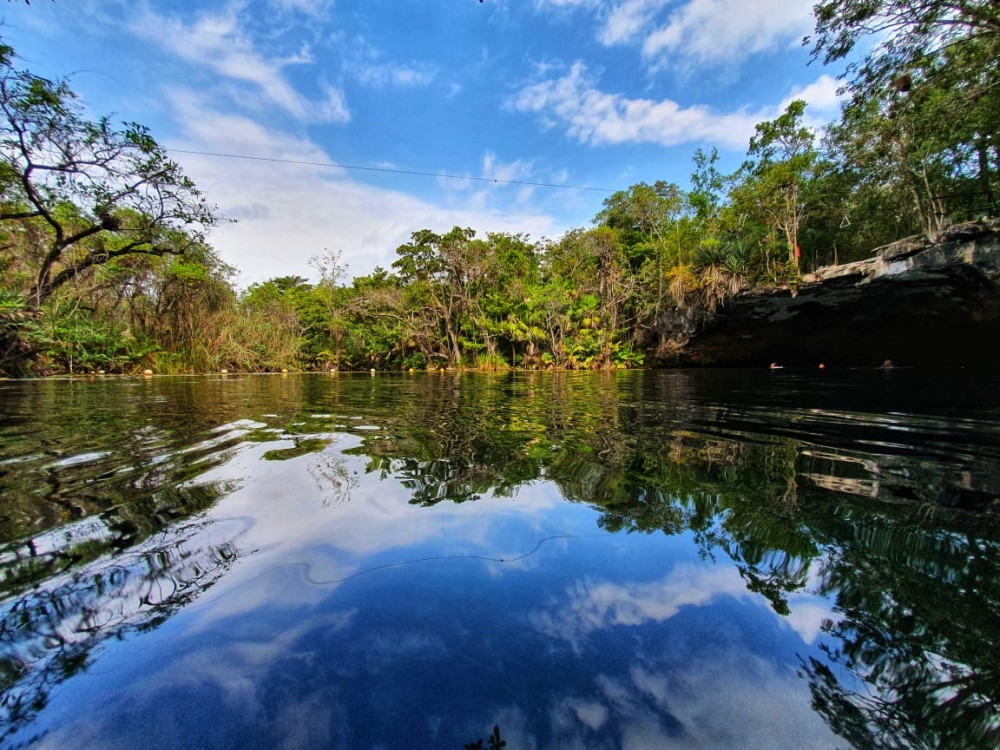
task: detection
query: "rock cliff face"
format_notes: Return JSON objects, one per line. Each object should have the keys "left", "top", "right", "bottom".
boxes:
{"left": 654, "top": 220, "right": 1000, "bottom": 367}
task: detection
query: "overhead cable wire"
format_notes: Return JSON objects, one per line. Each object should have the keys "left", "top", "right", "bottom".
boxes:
{"left": 168, "top": 148, "right": 616, "bottom": 193}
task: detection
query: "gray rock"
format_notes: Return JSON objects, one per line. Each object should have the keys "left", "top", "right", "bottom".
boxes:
{"left": 654, "top": 220, "right": 1000, "bottom": 367}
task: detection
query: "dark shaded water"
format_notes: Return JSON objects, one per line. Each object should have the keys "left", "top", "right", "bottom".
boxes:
{"left": 1, "top": 370, "right": 999, "bottom": 749}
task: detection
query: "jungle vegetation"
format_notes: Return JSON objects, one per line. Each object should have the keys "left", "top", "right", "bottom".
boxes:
{"left": 1, "top": 1, "right": 998, "bottom": 375}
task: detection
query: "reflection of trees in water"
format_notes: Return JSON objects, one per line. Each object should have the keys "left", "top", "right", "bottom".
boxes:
{"left": 336, "top": 373, "right": 1000, "bottom": 750}
{"left": 0, "top": 378, "right": 268, "bottom": 547}
{"left": 0, "top": 378, "right": 340, "bottom": 741}
{"left": 3, "top": 373, "right": 1000, "bottom": 746}
{"left": 0, "top": 511, "right": 241, "bottom": 740}
{"left": 1, "top": 481, "right": 238, "bottom": 600}
{"left": 565, "top": 438, "right": 1000, "bottom": 748}
{"left": 798, "top": 508, "right": 1000, "bottom": 749}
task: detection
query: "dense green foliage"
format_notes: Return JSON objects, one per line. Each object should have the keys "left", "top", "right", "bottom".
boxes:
{"left": 1, "top": 3, "right": 998, "bottom": 375}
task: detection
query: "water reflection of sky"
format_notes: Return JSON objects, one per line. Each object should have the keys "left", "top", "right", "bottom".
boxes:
{"left": 12, "top": 437, "right": 842, "bottom": 750}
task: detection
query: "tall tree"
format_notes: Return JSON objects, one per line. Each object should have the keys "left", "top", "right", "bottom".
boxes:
{"left": 392, "top": 227, "right": 482, "bottom": 366}
{"left": 811, "top": 0, "right": 1000, "bottom": 226}
{"left": 596, "top": 180, "right": 687, "bottom": 337}
{"left": 810, "top": 1, "right": 1000, "bottom": 79}
{"left": 0, "top": 45, "right": 219, "bottom": 308}
{"left": 737, "top": 100, "right": 824, "bottom": 275}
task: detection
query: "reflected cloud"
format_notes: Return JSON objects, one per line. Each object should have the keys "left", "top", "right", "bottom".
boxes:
{"left": 632, "top": 653, "right": 838, "bottom": 748}
{"left": 498, "top": 651, "right": 839, "bottom": 748}
{"left": 529, "top": 562, "right": 755, "bottom": 650}
{"left": 155, "top": 609, "right": 356, "bottom": 705}
{"left": 782, "top": 596, "right": 836, "bottom": 644}
{"left": 4, "top": 372, "right": 999, "bottom": 748}
{"left": 191, "top": 451, "right": 568, "bottom": 627}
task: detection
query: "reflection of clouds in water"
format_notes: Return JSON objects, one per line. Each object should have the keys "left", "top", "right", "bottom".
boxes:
{"left": 188, "top": 552, "right": 354, "bottom": 628}
{"left": 568, "top": 698, "right": 609, "bottom": 730}
{"left": 529, "top": 558, "right": 838, "bottom": 650}
{"left": 491, "top": 705, "right": 540, "bottom": 750}
{"left": 359, "top": 628, "right": 450, "bottom": 673}
{"left": 776, "top": 553, "right": 840, "bottom": 644}
{"left": 308, "top": 449, "right": 358, "bottom": 508}
{"left": 30, "top": 610, "right": 360, "bottom": 750}
{"left": 492, "top": 655, "right": 837, "bottom": 749}
{"left": 783, "top": 596, "right": 836, "bottom": 644}
{"left": 215, "top": 443, "right": 563, "bottom": 560}
{"left": 519, "top": 561, "right": 841, "bottom": 748}
{"left": 638, "top": 652, "right": 837, "bottom": 748}
{"left": 529, "top": 562, "right": 754, "bottom": 650}
{"left": 32, "top": 720, "right": 114, "bottom": 750}
{"left": 273, "top": 695, "right": 348, "bottom": 750}
{"left": 154, "top": 610, "right": 357, "bottom": 706}
{"left": 196, "top": 461, "right": 568, "bottom": 623}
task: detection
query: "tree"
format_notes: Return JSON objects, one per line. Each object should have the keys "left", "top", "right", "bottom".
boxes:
{"left": 810, "top": 1, "right": 1000, "bottom": 79}
{"left": 688, "top": 148, "right": 725, "bottom": 234}
{"left": 472, "top": 232, "right": 540, "bottom": 368}
{"left": 810, "top": 1, "right": 1000, "bottom": 227}
{"left": 0, "top": 45, "right": 219, "bottom": 309}
{"left": 596, "top": 181, "right": 687, "bottom": 337}
{"left": 551, "top": 227, "right": 637, "bottom": 368}
{"left": 392, "top": 227, "right": 487, "bottom": 366}
{"left": 737, "top": 100, "right": 825, "bottom": 275}
{"left": 596, "top": 180, "right": 684, "bottom": 266}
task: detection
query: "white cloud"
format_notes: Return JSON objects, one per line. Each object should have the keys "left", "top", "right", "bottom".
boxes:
{"left": 510, "top": 61, "right": 761, "bottom": 149}
{"left": 164, "top": 88, "right": 560, "bottom": 285}
{"left": 534, "top": 0, "right": 602, "bottom": 8}
{"left": 164, "top": 88, "right": 335, "bottom": 164}
{"left": 544, "top": 0, "right": 815, "bottom": 69}
{"left": 352, "top": 60, "right": 437, "bottom": 89}
{"left": 511, "top": 64, "right": 845, "bottom": 150}
{"left": 340, "top": 34, "right": 438, "bottom": 90}
{"left": 315, "top": 83, "right": 351, "bottom": 122}
{"left": 482, "top": 152, "right": 533, "bottom": 181}
{"left": 269, "top": 0, "right": 334, "bottom": 17}
{"left": 780, "top": 73, "right": 844, "bottom": 123}
{"left": 640, "top": 0, "right": 815, "bottom": 67}
{"left": 481, "top": 152, "right": 548, "bottom": 204}
{"left": 598, "top": 0, "right": 670, "bottom": 46}
{"left": 129, "top": 3, "right": 349, "bottom": 124}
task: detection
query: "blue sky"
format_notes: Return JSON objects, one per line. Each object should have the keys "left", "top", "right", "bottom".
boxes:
{"left": 2, "top": 0, "right": 847, "bottom": 285}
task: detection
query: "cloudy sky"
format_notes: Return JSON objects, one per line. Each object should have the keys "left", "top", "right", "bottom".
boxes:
{"left": 2, "top": 0, "right": 846, "bottom": 285}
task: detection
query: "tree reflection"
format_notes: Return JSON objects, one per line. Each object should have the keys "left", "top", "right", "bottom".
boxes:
{"left": 799, "top": 502, "right": 1000, "bottom": 749}
{"left": 332, "top": 372, "right": 1000, "bottom": 749}
{"left": 2, "top": 372, "right": 1000, "bottom": 747}
{"left": 0, "top": 489, "right": 241, "bottom": 740}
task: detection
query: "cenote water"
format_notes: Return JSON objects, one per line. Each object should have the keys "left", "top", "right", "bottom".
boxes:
{"left": 1, "top": 370, "right": 999, "bottom": 749}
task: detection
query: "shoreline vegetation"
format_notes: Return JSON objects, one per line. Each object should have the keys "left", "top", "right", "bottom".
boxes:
{"left": 2, "top": 2, "right": 999, "bottom": 377}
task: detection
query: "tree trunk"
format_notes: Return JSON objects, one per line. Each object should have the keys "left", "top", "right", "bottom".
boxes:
{"left": 978, "top": 138, "right": 995, "bottom": 216}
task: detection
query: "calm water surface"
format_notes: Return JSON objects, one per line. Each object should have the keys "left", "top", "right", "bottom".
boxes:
{"left": 1, "top": 370, "right": 999, "bottom": 749}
